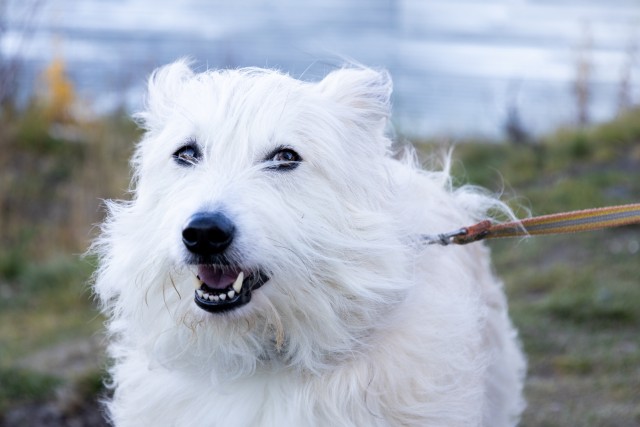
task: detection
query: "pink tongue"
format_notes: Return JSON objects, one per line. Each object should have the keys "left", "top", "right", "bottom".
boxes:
{"left": 197, "top": 265, "right": 240, "bottom": 290}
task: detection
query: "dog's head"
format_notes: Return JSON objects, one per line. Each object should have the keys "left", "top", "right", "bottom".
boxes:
{"left": 98, "top": 60, "right": 413, "bottom": 373}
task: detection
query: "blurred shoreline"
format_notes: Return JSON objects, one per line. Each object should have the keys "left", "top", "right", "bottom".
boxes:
{"left": 3, "top": 0, "right": 640, "bottom": 138}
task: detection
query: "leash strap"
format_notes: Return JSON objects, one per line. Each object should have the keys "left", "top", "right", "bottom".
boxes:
{"left": 424, "top": 203, "right": 640, "bottom": 246}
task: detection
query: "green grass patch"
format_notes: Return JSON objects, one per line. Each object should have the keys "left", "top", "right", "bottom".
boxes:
{"left": 0, "top": 254, "right": 101, "bottom": 366}
{"left": 0, "top": 367, "right": 62, "bottom": 412}
{"left": 0, "top": 252, "right": 104, "bottom": 417}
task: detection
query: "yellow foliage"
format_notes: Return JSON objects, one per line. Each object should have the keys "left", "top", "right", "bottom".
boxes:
{"left": 39, "top": 56, "right": 76, "bottom": 123}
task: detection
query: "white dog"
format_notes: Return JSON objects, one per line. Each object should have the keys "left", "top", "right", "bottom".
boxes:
{"left": 93, "top": 60, "right": 526, "bottom": 427}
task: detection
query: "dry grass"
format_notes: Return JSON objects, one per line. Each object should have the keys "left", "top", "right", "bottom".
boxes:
{"left": 0, "top": 107, "right": 137, "bottom": 415}
{"left": 0, "top": 107, "right": 137, "bottom": 258}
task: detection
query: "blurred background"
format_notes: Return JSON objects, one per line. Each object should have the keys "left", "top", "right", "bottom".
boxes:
{"left": 1, "top": 0, "right": 639, "bottom": 425}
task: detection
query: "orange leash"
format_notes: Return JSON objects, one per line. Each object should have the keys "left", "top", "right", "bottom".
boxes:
{"left": 424, "top": 203, "right": 640, "bottom": 246}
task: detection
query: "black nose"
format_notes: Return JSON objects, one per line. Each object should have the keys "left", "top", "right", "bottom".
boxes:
{"left": 182, "top": 212, "right": 236, "bottom": 255}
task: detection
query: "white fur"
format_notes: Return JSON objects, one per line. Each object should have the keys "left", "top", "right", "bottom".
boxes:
{"left": 93, "top": 60, "right": 526, "bottom": 427}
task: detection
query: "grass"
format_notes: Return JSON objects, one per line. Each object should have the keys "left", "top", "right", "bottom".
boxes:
{"left": 496, "top": 233, "right": 640, "bottom": 426}
{"left": 0, "top": 106, "right": 135, "bottom": 416}
{"left": 416, "top": 109, "right": 640, "bottom": 426}
{"left": 1, "top": 101, "right": 640, "bottom": 424}
{"left": 0, "top": 253, "right": 104, "bottom": 413}
{"left": 0, "top": 368, "right": 62, "bottom": 413}
{"left": 0, "top": 255, "right": 100, "bottom": 361}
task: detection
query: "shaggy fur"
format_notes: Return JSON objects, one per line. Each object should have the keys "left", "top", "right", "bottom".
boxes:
{"left": 93, "top": 60, "right": 526, "bottom": 427}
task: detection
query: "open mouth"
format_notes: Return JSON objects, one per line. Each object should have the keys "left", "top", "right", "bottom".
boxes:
{"left": 194, "top": 265, "right": 269, "bottom": 313}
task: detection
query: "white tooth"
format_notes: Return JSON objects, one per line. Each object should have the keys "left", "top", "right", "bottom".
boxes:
{"left": 212, "top": 295, "right": 220, "bottom": 302}
{"left": 196, "top": 290, "right": 204, "bottom": 298}
{"left": 208, "top": 294, "right": 215, "bottom": 301}
{"left": 232, "top": 272, "right": 244, "bottom": 293}
{"left": 219, "top": 293, "right": 227, "bottom": 301}
{"left": 227, "top": 290, "right": 235, "bottom": 299}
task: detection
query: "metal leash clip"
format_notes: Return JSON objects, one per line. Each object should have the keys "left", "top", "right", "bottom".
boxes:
{"left": 422, "top": 228, "right": 469, "bottom": 246}
{"left": 421, "top": 220, "right": 494, "bottom": 246}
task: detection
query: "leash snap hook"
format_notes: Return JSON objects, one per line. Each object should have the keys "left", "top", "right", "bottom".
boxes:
{"left": 423, "top": 220, "right": 494, "bottom": 246}
{"left": 423, "top": 228, "right": 469, "bottom": 246}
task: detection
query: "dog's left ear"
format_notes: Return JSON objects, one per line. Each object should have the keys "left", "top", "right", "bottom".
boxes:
{"left": 317, "top": 67, "right": 392, "bottom": 126}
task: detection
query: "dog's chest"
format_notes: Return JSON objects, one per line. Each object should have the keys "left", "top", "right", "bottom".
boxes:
{"left": 180, "top": 374, "right": 317, "bottom": 426}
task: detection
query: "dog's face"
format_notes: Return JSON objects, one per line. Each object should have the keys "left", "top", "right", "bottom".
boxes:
{"left": 109, "top": 61, "right": 411, "bottom": 371}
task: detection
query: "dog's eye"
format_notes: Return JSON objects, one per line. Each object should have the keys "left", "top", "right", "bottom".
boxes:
{"left": 173, "top": 144, "right": 201, "bottom": 166}
{"left": 266, "top": 147, "right": 302, "bottom": 171}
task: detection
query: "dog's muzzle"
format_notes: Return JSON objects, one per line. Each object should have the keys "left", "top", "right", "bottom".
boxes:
{"left": 182, "top": 212, "right": 270, "bottom": 313}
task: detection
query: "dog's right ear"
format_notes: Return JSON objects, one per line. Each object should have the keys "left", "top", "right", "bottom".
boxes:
{"left": 134, "top": 59, "right": 195, "bottom": 131}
